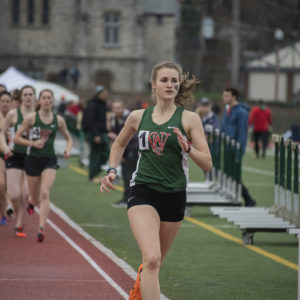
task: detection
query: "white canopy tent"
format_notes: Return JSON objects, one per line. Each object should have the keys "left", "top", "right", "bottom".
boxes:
{"left": 0, "top": 66, "right": 79, "bottom": 105}
{"left": 33, "top": 80, "right": 79, "bottom": 104}
{"left": 0, "top": 66, "right": 35, "bottom": 90}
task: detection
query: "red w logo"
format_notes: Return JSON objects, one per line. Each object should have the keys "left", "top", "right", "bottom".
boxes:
{"left": 148, "top": 132, "right": 171, "bottom": 156}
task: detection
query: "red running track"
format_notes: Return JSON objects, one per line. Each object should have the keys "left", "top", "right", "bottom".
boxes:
{"left": 0, "top": 205, "right": 135, "bottom": 300}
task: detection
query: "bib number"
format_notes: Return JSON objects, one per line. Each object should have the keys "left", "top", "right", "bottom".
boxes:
{"left": 138, "top": 130, "right": 149, "bottom": 150}
{"left": 32, "top": 127, "right": 41, "bottom": 139}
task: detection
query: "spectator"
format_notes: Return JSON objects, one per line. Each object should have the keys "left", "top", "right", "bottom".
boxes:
{"left": 56, "top": 95, "right": 67, "bottom": 116}
{"left": 107, "top": 100, "right": 139, "bottom": 207}
{"left": 82, "top": 86, "right": 110, "bottom": 181}
{"left": 221, "top": 87, "right": 256, "bottom": 207}
{"left": 248, "top": 100, "right": 272, "bottom": 159}
{"left": 59, "top": 68, "right": 68, "bottom": 86}
{"left": 70, "top": 66, "right": 80, "bottom": 89}
{"left": 196, "top": 97, "right": 220, "bottom": 137}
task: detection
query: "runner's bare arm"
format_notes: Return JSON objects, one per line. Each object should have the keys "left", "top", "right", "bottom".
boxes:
{"left": 100, "top": 109, "right": 143, "bottom": 193}
{"left": 58, "top": 115, "right": 73, "bottom": 158}
{"left": 109, "top": 109, "right": 143, "bottom": 168}
{"left": 0, "top": 116, "right": 4, "bottom": 153}
{"left": 0, "top": 110, "right": 16, "bottom": 155}
{"left": 181, "top": 110, "right": 212, "bottom": 171}
{"left": 14, "top": 113, "right": 44, "bottom": 149}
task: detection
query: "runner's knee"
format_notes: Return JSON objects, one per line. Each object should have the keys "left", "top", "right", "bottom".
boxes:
{"left": 143, "top": 254, "right": 161, "bottom": 272}
{"left": 40, "top": 188, "right": 50, "bottom": 201}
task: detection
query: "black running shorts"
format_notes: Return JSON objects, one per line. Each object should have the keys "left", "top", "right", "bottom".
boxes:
{"left": 5, "top": 152, "right": 26, "bottom": 170}
{"left": 25, "top": 155, "right": 59, "bottom": 177}
{"left": 127, "top": 184, "right": 186, "bottom": 222}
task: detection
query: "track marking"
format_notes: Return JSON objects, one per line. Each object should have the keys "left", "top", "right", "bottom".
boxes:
{"left": 185, "top": 216, "right": 298, "bottom": 271}
{"left": 68, "top": 163, "right": 124, "bottom": 192}
{"left": 0, "top": 278, "right": 107, "bottom": 282}
{"left": 81, "top": 223, "right": 119, "bottom": 228}
{"left": 43, "top": 210, "right": 129, "bottom": 299}
{"left": 50, "top": 204, "right": 170, "bottom": 300}
{"left": 243, "top": 166, "right": 274, "bottom": 176}
{"left": 68, "top": 164, "right": 88, "bottom": 176}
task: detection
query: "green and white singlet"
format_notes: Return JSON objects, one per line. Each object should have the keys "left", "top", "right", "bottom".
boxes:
{"left": 30, "top": 112, "right": 59, "bottom": 157}
{"left": 14, "top": 108, "right": 28, "bottom": 154}
{"left": 130, "top": 106, "right": 189, "bottom": 192}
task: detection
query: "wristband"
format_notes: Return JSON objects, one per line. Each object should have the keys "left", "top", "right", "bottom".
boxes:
{"left": 107, "top": 167, "right": 117, "bottom": 175}
{"left": 185, "top": 144, "right": 192, "bottom": 153}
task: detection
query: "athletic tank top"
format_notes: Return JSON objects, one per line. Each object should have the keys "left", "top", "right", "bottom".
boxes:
{"left": 130, "top": 106, "right": 189, "bottom": 191}
{"left": 14, "top": 108, "right": 28, "bottom": 154}
{"left": 30, "top": 112, "right": 58, "bottom": 157}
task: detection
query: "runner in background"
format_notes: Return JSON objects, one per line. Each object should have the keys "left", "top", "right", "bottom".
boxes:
{"left": 0, "top": 91, "right": 13, "bottom": 225}
{"left": 0, "top": 84, "right": 6, "bottom": 93}
{"left": 14, "top": 89, "right": 72, "bottom": 242}
{"left": 101, "top": 61, "right": 212, "bottom": 300}
{"left": 0, "top": 85, "right": 36, "bottom": 237}
{"left": 11, "top": 89, "right": 21, "bottom": 109}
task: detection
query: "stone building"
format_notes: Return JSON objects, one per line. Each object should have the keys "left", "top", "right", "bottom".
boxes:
{"left": 0, "top": 0, "right": 178, "bottom": 92}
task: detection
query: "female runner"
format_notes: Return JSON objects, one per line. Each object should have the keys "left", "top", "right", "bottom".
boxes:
{"left": 100, "top": 61, "right": 212, "bottom": 299}
{"left": 0, "top": 86, "right": 35, "bottom": 236}
{"left": 14, "top": 89, "right": 72, "bottom": 242}
{"left": 0, "top": 91, "right": 12, "bottom": 224}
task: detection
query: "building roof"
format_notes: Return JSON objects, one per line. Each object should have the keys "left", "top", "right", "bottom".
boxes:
{"left": 245, "top": 41, "right": 300, "bottom": 70}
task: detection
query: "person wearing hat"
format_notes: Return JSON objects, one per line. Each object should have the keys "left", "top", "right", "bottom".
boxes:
{"left": 196, "top": 97, "right": 220, "bottom": 137}
{"left": 82, "top": 85, "right": 110, "bottom": 181}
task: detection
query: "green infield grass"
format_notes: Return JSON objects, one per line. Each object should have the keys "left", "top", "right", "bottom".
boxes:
{"left": 51, "top": 150, "right": 297, "bottom": 300}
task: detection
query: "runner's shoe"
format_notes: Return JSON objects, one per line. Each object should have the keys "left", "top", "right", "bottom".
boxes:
{"left": 37, "top": 229, "right": 45, "bottom": 242}
{"left": 0, "top": 217, "right": 7, "bottom": 225}
{"left": 129, "top": 264, "right": 143, "bottom": 300}
{"left": 27, "top": 203, "right": 35, "bottom": 215}
{"left": 15, "top": 227, "right": 26, "bottom": 238}
{"left": 6, "top": 206, "right": 14, "bottom": 217}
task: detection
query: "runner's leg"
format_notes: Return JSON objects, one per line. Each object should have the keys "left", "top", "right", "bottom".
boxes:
{"left": 39, "top": 169, "right": 56, "bottom": 229}
{"left": 128, "top": 205, "right": 161, "bottom": 300}
{"left": 6, "top": 169, "right": 23, "bottom": 228}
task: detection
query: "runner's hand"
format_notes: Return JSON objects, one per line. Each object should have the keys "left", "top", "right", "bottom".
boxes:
{"left": 173, "top": 127, "right": 189, "bottom": 152}
{"left": 4, "top": 146, "right": 13, "bottom": 157}
{"left": 100, "top": 173, "right": 116, "bottom": 193}
{"left": 94, "top": 136, "right": 101, "bottom": 144}
{"left": 33, "top": 139, "right": 45, "bottom": 149}
{"left": 64, "top": 149, "right": 70, "bottom": 159}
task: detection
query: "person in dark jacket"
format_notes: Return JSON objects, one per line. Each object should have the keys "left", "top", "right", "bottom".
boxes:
{"left": 84, "top": 86, "right": 110, "bottom": 181}
{"left": 107, "top": 100, "right": 139, "bottom": 207}
{"left": 196, "top": 97, "right": 220, "bottom": 136}
{"left": 221, "top": 87, "right": 256, "bottom": 206}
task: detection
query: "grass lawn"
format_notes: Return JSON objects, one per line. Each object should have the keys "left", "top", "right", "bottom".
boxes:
{"left": 51, "top": 151, "right": 297, "bottom": 300}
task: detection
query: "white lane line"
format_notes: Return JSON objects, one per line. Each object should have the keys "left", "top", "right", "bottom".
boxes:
{"left": 50, "top": 203, "right": 170, "bottom": 300}
{"left": 243, "top": 166, "right": 274, "bottom": 176}
{"left": 0, "top": 279, "right": 106, "bottom": 282}
{"left": 44, "top": 209, "right": 128, "bottom": 299}
{"left": 81, "top": 223, "right": 119, "bottom": 228}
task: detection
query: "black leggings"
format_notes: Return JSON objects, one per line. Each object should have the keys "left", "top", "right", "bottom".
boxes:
{"left": 253, "top": 131, "right": 269, "bottom": 157}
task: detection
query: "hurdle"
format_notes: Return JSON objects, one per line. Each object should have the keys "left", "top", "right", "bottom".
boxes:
{"left": 187, "top": 128, "right": 242, "bottom": 206}
{"left": 211, "top": 134, "right": 299, "bottom": 244}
